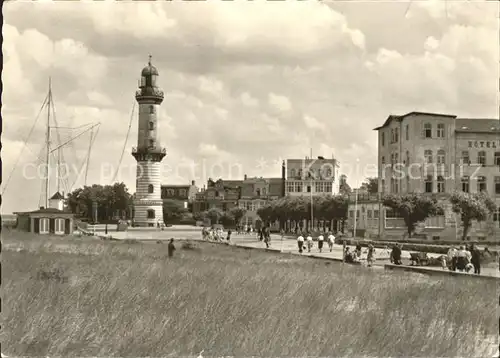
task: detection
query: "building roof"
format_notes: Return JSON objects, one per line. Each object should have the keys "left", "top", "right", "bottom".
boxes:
{"left": 455, "top": 118, "right": 500, "bottom": 133}
{"left": 373, "top": 111, "right": 457, "bottom": 130}
{"left": 161, "top": 184, "right": 191, "bottom": 189}
{"left": 49, "top": 192, "right": 64, "bottom": 200}
{"left": 223, "top": 180, "right": 244, "bottom": 188}
{"left": 15, "top": 208, "right": 73, "bottom": 215}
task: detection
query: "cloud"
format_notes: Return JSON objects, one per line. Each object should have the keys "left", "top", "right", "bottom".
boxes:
{"left": 1, "top": 1, "right": 497, "bottom": 213}
{"left": 268, "top": 93, "right": 292, "bottom": 112}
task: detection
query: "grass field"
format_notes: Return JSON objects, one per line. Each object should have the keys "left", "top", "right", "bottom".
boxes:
{"left": 1, "top": 231, "right": 497, "bottom": 357}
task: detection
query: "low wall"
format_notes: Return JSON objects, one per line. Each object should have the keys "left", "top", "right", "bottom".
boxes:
{"left": 384, "top": 264, "right": 500, "bottom": 281}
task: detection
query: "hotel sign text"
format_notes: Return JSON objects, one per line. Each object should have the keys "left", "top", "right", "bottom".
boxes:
{"left": 468, "top": 140, "right": 499, "bottom": 149}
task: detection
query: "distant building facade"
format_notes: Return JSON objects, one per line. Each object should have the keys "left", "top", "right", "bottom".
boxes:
{"left": 161, "top": 180, "right": 198, "bottom": 210}
{"left": 285, "top": 156, "right": 340, "bottom": 197}
{"left": 348, "top": 111, "right": 500, "bottom": 240}
{"left": 192, "top": 178, "right": 242, "bottom": 214}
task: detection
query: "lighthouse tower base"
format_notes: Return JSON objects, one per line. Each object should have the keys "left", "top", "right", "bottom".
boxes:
{"left": 133, "top": 199, "right": 164, "bottom": 227}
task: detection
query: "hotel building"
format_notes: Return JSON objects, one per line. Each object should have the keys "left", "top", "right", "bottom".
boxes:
{"left": 285, "top": 157, "right": 340, "bottom": 197}
{"left": 347, "top": 112, "right": 500, "bottom": 241}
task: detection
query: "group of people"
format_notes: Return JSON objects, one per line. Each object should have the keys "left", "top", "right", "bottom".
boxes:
{"left": 201, "top": 226, "right": 232, "bottom": 243}
{"left": 446, "top": 245, "right": 483, "bottom": 274}
{"left": 296, "top": 232, "right": 337, "bottom": 254}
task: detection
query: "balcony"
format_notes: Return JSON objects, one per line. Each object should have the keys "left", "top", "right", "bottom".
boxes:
{"left": 135, "top": 88, "right": 164, "bottom": 102}
{"left": 131, "top": 146, "right": 167, "bottom": 162}
{"left": 132, "top": 146, "right": 167, "bottom": 155}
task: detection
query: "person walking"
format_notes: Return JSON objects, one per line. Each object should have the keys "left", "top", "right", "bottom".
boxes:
{"left": 470, "top": 244, "right": 481, "bottom": 275}
{"left": 342, "top": 240, "right": 347, "bottom": 262}
{"left": 367, "top": 244, "right": 375, "bottom": 267}
{"left": 327, "top": 232, "right": 335, "bottom": 252}
{"left": 391, "top": 244, "right": 402, "bottom": 265}
{"left": 168, "top": 238, "right": 176, "bottom": 258}
{"left": 317, "top": 233, "right": 324, "bottom": 253}
{"left": 306, "top": 233, "right": 313, "bottom": 253}
{"left": 456, "top": 246, "right": 468, "bottom": 272}
{"left": 297, "top": 234, "right": 305, "bottom": 254}
{"left": 226, "top": 229, "right": 232, "bottom": 244}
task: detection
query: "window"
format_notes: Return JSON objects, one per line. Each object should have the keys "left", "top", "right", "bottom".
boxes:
{"left": 390, "top": 153, "right": 394, "bottom": 165}
{"left": 461, "top": 176, "right": 470, "bottom": 193}
{"left": 149, "top": 139, "right": 155, "bottom": 148}
{"left": 406, "top": 151, "right": 410, "bottom": 166}
{"left": 381, "top": 179, "right": 385, "bottom": 194}
{"left": 390, "top": 129, "right": 394, "bottom": 143}
{"left": 149, "top": 122, "right": 154, "bottom": 131}
{"left": 149, "top": 105, "right": 155, "bottom": 114}
{"left": 424, "top": 150, "right": 433, "bottom": 164}
{"left": 325, "top": 167, "right": 333, "bottom": 178}
{"left": 367, "top": 210, "right": 372, "bottom": 219}
{"left": 381, "top": 132, "right": 385, "bottom": 146}
{"left": 437, "top": 123, "right": 445, "bottom": 138}
{"left": 349, "top": 211, "right": 354, "bottom": 218}
{"left": 477, "top": 176, "right": 487, "bottom": 193}
{"left": 437, "top": 176, "right": 445, "bottom": 193}
{"left": 495, "top": 152, "right": 500, "bottom": 166}
{"left": 425, "top": 175, "right": 433, "bottom": 193}
{"left": 55, "top": 218, "right": 65, "bottom": 234}
{"left": 478, "top": 151, "right": 486, "bottom": 166}
{"left": 290, "top": 169, "right": 296, "bottom": 178}
{"left": 295, "top": 183, "right": 303, "bottom": 192}
{"left": 307, "top": 185, "right": 311, "bottom": 193}
{"left": 39, "top": 218, "right": 49, "bottom": 234}
{"left": 405, "top": 125, "right": 409, "bottom": 140}
{"left": 493, "top": 208, "right": 500, "bottom": 222}
{"left": 495, "top": 177, "right": 500, "bottom": 195}
{"left": 374, "top": 210, "right": 379, "bottom": 219}
{"left": 394, "top": 128, "right": 399, "bottom": 143}
{"left": 324, "top": 183, "right": 332, "bottom": 192}
{"left": 394, "top": 153, "right": 399, "bottom": 164}
{"left": 315, "top": 182, "right": 322, "bottom": 192}
{"left": 262, "top": 188, "right": 267, "bottom": 196}
{"left": 147, "top": 209, "right": 155, "bottom": 219}
{"left": 391, "top": 177, "right": 399, "bottom": 193}
{"left": 287, "top": 182, "right": 294, "bottom": 193}
{"left": 461, "top": 151, "right": 470, "bottom": 165}
{"left": 256, "top": 189, "right": 261, "bottom": 196}
{"left": 298, "top": 169, "right": 303, "bottom": 178}
{"left": 423, "top": 123, "right": 432, "bottom": 138}
{"left": 381, "top": 156, "right": 385, "bottom": 165}
{"left": 437, "top": 149, "right": 445, "bottom": 165}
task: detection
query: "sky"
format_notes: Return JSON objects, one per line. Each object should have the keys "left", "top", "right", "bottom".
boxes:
{"left": 2, "top": 0, "right": 499, "bottom": 214}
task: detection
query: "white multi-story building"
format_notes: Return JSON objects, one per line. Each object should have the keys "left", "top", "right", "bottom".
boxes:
{"left": 285, "top": 156, "right": 340, "bottom": 197}
{"left": 131, "top": 57, "right": 167, "bottom": 227}
{"left": 348, "top": 111, "right": 500, "bottom": 240}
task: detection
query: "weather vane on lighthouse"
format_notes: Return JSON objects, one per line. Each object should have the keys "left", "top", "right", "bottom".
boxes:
{"left": 131, "top": 55, "right": 166, "bottom": 227}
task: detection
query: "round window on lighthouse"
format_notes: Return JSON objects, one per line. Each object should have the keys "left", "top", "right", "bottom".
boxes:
{"left": 141, "top": 76, "right": 146, "bottom": 87}
{"left": 151, "top": 75, "right": 157, "bottom": 87}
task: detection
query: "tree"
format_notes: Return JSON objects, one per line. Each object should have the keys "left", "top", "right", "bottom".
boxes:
{"left": 204, "top": 207, "right": 223, "bottom": 225}
{"left": 163, "top": 199, "right": 187, "bottom": 225}
{"left": 229, "top": 207, "right": 246, "bottom": 226}
{"left": 339, "top": 174, "right": 352, "bottom": 195}
{"left": 449, "top": 192, "right": 497, "bottom": 240}
{"left": 220, "top": 212, "right": 235, "bottom": 227}
{"left": 382, "top": 193, "right": 443, "bottom": 238}
{"left": 362, "top": 177, "right": 378, "bottom": 194}
{"left": 66, "top": 182, "right": 133, "bottom": 222}
{"left": 319, "top": 195, "right": 348, "bottom": 231}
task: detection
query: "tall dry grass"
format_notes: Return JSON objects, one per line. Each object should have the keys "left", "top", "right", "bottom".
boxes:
{"left": 1, "top": 231, "right": 497, "bottom": 357}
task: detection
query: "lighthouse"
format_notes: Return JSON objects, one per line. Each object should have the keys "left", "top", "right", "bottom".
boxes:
{"left": 132, "top": 56, "right": 166, "bottom": 227}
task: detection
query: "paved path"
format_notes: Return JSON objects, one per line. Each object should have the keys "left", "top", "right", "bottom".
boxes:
{"left": 96, "top": 229, "right": 499, "bottom": 278}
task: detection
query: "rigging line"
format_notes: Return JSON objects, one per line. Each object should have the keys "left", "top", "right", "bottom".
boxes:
{"left": 49, "top": 95, "right": 71, "bottom": 194}
{"left": 52, "top": 122, "right": 95, "bottom": 130}
{"left": 50, "top": 123, "right": 100, "bottom": 153}
{"left": 84, "top": 127, "right": 95, "bottom": 186}
{"left": 1, "top": 92, "right": 49, "bottom": 196}
{"left": 112, "top": 101, "right": 136, "bottom": 184}
{"left": 69, "top": 123, "right": 100, "bottom": 192}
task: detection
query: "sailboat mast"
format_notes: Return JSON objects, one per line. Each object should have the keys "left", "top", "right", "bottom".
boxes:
{"left": 45, "top": 78, "right": 52, "bottom": 208}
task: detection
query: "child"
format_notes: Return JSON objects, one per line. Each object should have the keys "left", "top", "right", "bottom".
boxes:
{"left": 297, "top": 234, "right": 305, "bottom": 253}
{"left": 327, "top": 232, "right": 335, "bottom": 252}
{"left": 440, "top": 255, "right": 447, "bottom": 270}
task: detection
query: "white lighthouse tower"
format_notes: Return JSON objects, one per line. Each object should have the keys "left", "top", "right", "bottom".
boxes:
{"left": 132, "top": 56, "right": 166, "bottom": 227}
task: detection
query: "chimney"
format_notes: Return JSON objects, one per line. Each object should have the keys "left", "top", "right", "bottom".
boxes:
{"left": 191, "top": 180, "right": 195, "bottom": 186}
{"left": 39, "top": 206, "right": 44, "bottom": 210}
{"left": 244, "top": 174, "right": 247, "bottom": 180}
